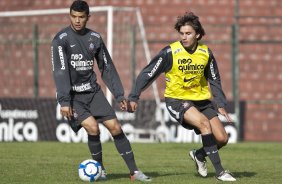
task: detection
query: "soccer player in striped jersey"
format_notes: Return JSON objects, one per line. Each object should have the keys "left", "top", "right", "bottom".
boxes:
{"left": 128, "top": 12, "right": 236, "bottom": 182}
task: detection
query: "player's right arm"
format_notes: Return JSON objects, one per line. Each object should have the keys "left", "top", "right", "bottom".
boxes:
{"left": 128, "top": 46, "right": 172, "bottom": 111}
{"left": 51, "top": 37, "right": 72, "bottom": 109}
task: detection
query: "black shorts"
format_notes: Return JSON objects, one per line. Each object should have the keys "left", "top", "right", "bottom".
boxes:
{"left": 68, "top": 89, "right": 116, "bottom": 132}
{"left": 165, "top": 98, "right": 218, "bottom": 134}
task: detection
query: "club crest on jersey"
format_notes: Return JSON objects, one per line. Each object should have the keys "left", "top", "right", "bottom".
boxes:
{"left": 89, "top": 43, "right": 95, "bottom": 51}
{"left": 182, "top": 102, "right": 190, "bottom": 109}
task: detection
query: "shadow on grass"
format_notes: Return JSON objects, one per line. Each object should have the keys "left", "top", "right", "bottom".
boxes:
{"left": 107, "top": 171, "right": 187, "bottom": 180}
{"left": 192, "top": 171, "right": 257, "bottom": 179}
{"left": 232, "top": 171, "right": 257, "bottom": 178}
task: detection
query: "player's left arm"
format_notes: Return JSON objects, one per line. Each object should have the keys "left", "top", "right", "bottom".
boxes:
{"left": 95, "top": 38, "right": 125, "bottom": 104}
{"left": 205, "top": 49, "right": 231, "bottom": 122}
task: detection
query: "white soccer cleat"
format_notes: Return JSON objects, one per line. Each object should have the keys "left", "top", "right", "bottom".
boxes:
{"left": 99, "top": 170, "right": 107, "bottom": 180}
{"left": 130, "top": 171, "right": 152, "bottom": 182}
{"left": 189, "top": 149, "right": 208, "bottom": 177}
{"left": 216, "top": 170, "right": 236, "bottom": 181}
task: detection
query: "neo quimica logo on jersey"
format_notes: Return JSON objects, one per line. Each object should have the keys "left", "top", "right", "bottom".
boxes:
{"left": 70, "top": 54, "right": 94, "bottom": 71}
{"left": 178, "top": 58, "right": 204, "bottom": 74}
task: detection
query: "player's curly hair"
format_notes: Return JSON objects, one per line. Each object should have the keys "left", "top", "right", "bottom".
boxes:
{"left": 70, "top": 0, "right": 90, "bottom": 16}
{"left": 174, "top": 12, "right": 205, "bottom": 40}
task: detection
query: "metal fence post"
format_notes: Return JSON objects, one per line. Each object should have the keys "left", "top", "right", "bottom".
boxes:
{"left": 232, "top": 0, "right": 241, "bottom": 140}
{"left": 130, "top": 25, "right": 136, "bottom": 86}
{"left": 32, "top": 24, "right": 39, "bottom": 98}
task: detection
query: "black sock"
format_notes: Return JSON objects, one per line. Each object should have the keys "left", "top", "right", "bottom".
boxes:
{"left": 113, "top": 132, "right": 138, "bottom": 174}
{"left": 88, "top": 134, "right": 105, "bottom": 170}
{"left": 202, "top": 134, "right": 224, "bottom": 176}
{"left": 195, "top": 147, "right": 206, "bottom": 162}
{"left": 196, "top": 136, "right": 222, "bottom": 161}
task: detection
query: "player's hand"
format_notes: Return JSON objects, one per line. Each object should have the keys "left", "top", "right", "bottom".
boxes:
{"left": 120, "top": 100, "right": 128, "bottom": 111}
{"left": 60, "top": 106, "right": 73, "bottom": 120}
{"left": 218, "top": 107, "right": 232, "bottom": 123}
{"left": 127, "top": 101, "right": 138, "bottom": 113}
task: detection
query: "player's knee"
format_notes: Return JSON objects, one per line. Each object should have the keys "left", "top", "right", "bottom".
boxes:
{"left": 217, "top": 133, "right": 229, "bottom": 147}
{"left": 198, "top": 119, "right": 212, "bottom": 134}
{"left": 104, "top": 119, "right": 122, "bottom": 135}
{"left": 108, "top": 124, "right": 122, "bottom": 136}
{"left": 87, "top": 127, "right": 100, "bottom": 135}
{"left": 83, "top": 122, "right": 100, "bottom": 135}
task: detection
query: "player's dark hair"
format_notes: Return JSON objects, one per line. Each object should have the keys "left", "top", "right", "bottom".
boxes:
{"left": 174, "top": 12, "right": 205, "bottom": 40}
{"left": 70, "top": 0, "right": 90, "bottom": 16}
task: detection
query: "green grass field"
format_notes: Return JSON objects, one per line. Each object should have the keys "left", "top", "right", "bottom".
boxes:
{"left": 0, "top": 142, "right": 281, "bottom": 184}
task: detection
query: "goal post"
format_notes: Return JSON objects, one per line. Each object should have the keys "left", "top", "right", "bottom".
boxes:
{"left": 0, "top": 6, "right": 165, "bottom": 142}
{"left": 0, "top": 6, "right": 161, "bottom": 105}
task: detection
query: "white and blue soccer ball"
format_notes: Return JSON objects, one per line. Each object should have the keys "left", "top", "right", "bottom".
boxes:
{"left": 78, "top": 159, "right": 102, "bottom": 182}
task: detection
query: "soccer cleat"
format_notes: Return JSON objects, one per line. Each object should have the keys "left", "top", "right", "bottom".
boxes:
{"left": 130, "top": 171, "right": 152, "bottom": 182}
{"left": 216, "top": 170, "right": 236, "bottom": 181}
{"left": 189, "top": 149, "right": 208, "bottom": 177}
{"left": 99, "top": 170, "right": 107, "bottom": 181}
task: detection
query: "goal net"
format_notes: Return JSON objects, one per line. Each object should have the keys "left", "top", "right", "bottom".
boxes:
{"left": 0, "top": 6, "right": 163, "bottom": 142}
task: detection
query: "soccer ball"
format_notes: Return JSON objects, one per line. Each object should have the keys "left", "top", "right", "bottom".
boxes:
{"left": 78, "top": 159, "right": 102, "bottom": 182}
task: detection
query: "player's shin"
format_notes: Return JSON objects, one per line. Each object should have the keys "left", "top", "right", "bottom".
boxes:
{"left": 88, "top": 134, "right": 105, "bottom": 170}
{"left": 113, "top": 131, "right": 138, "bottom": 174}
{"left": 202, "top": 133, "right": 224, "bottom": 176}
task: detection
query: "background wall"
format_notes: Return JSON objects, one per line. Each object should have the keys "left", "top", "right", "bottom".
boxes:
{"left": 0, "top": 0, "right": 282, "bottom": 141}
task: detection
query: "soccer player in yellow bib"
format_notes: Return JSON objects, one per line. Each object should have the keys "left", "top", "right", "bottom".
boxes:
{"left": 128, "top": 12, "right": 236, "bottom": 182}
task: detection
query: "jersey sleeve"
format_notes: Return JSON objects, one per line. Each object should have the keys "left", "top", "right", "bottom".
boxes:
{"left": 51, "top": 38, "right": 72, "bottom": 107}
{"left": 205, "top": 48, "right": 227, "bottom": 108}
{"left": 95, "top": 39, "right": 125, "bottom": 103}
{"left": 128, "top": 46, "right": 172, "bottom": 102}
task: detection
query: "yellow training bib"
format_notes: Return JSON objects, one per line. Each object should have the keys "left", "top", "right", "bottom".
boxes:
{"left": 164, "top": 41, "right": 212, "bottom": 100}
